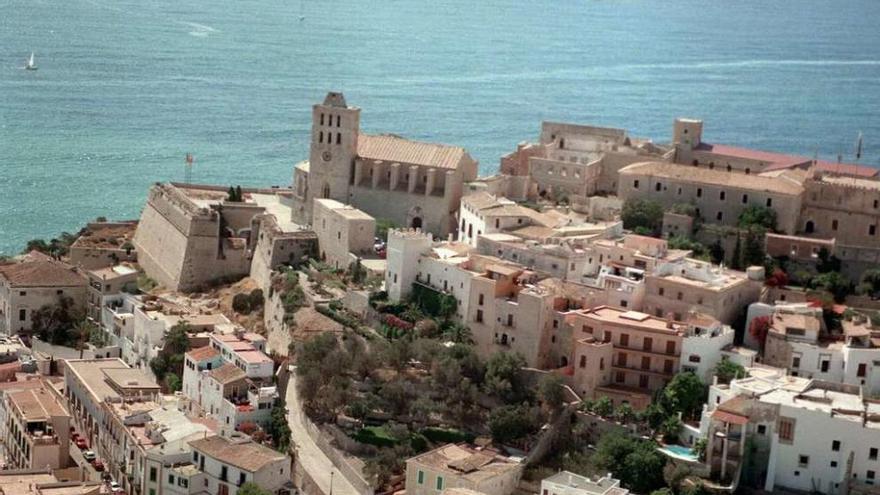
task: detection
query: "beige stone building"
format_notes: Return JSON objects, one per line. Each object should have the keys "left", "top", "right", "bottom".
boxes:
{"left": 0, "top": 258, "right": 87, "bottom": 336}
{"left": 294, "top": 92, "right": 478, "bottom": 237}
{"left": 134, "top": 183, "right": 312, "bottom": 292}
{"left": 643, "top": 259, "right": 763, "bottom": 324}
{"left": 458, "top": 192, "right": 555, "bottom": 247}
{"left": 85, "top": 265, "right": 138, "bottom": 322}
{"left": 312, "top": 199, "right": 376, "bottom": 270}
{"left": 68, "top": 221, "right": 138, "bottom": 270}
{"left": 616, "top": 161, "right": 805, "bottom": 234}
{"left": 1, "top": 381, "right": 71, "bottom": 470}
{"left": 498, "top": 121, "right": 667, "bottom": 201}
{"left": 405, "top": 444, "right": 523, "bottom": 495}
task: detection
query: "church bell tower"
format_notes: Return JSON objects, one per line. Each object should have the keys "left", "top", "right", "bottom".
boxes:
{"left": 308, "top": 92, "right": 360, "bottom": 208}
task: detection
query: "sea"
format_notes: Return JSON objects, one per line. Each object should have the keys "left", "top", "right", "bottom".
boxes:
{"left": 1, "top": 0, "right": 879, "bottom": 255}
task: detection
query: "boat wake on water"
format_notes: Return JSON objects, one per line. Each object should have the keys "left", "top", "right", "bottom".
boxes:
{"left": 177, "top": 21, "right": 220, "bottom": 37}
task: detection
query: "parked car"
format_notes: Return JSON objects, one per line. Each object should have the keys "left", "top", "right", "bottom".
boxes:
{"left": 110, "top": 481, "right": 121, "bottom": 491}
{"left": 92, "top": 459, "right": 104, "bottom": 471}
{"left": 75, "top": 438, "right": 88, "bottom": 449}
{"left": 83, "top": 450, "right": 96, "bottom": 462}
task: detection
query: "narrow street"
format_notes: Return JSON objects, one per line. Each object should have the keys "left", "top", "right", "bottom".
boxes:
{"left": 286, "top": 368, "right": 361, "bottom": 495}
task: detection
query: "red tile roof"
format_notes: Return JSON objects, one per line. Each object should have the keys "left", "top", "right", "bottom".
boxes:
{"left": 186, "top": 346, "right": 220, "bottom": 362}
{"left": 0, "top": 260, "right": 86, "bottom": 288}
{"left": 712, "top": 409, "right": 749, "bottom": 425}
{"left": 814, "top": 160, "right": 878, "bottom": 178}
{"left": 358, "top": 134, "right": 467, "bottom": 170}
{"left": 696, "top": 142, "right": 810, "bottom": 168}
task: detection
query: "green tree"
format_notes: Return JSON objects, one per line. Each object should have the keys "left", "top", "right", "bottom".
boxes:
{"left": 738, "top": 205, "right": 777, "bottom": 231}
{"left": 742, "top": 227, "right": 766, "bottom": 267}
{"left": 812, "top": 272, "right": 852, "bottom": 303}
{"left": 730, "top": 234, "right": 743, "bottom": 270}
{"left": 661, "top": 415, "right": 682, "bottom": 444}
{"left": 268, "top": 400, "right": 291, "bottom": 452}
{"left": 237, "top": 482, "right": 271, "bottom": 495}
{"left": 592, "top": 396, "right": 614, "bottom": 417}
{"left": 614, "top": 402, "right": 635, "bottom": 424}
{"left": 595, "top": 432, "right": 666, "bottom": 493}
{"left": 538, "top": 374, "right": 565, "bottom": 411}
{"left": 488, "top": 405, "right": 538, "bottom": 443}
{"left": 817, "top": 247, "right": 842, "bottom": 273}
{"left": 709, "top": 240, "right": 725, "bottom": 265}
{"left": 661, "top": 372, "right": 706, "bottom": 420}
{"left": 484, "top": 352, "right": 528, "bottom": 403}
{"left": 621, "top": 199, "right": 664, "bottom": 236}
{"left": 714, "top": 358, "right": 746, "bottom": 384}
{"left": 164, "top": 373, "right": 182, "bottom": 393}
{"left": 442, "top": 322, "right": 473, "bottom": 344}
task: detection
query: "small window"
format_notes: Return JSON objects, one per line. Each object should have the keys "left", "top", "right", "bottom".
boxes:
{"left": 436, "top": 476, "right": 444, "bottom": 491}
{"left": 766, "top": 198, "right": 773, "bottom": 207}
{"left": 655, "top": 183, "right": 662, "bottom": 192}
{"left": 831, "top": 461, "right": 838, "bottom": 468}
{"left": 716, "top": 211, "right": 723, "bottom": 221}
{"left": 871, "top": 225, "right": 877, "bottom": 236}
{"left": 799, "top": 455, "right": 809, "bottom": 467}
{"left": 580, "top": 356, "right": 587, "bottom": 368}
{"left": 870, "top": 447, "right": 878, "bottom": 460}
{"left": 633, "top": 180, "right": 640, "bottom": 189}
{"left": 832, "top": 440, "right": 841, "bottom": 451}
{"left": 742, "top": 194, "right": 748, "bottom": 204}
{"left": 697, "top": 188, "right": 702, "bottom": 198}
{"left": 168, "top": 475, "right": 174, "bottom": 484}
{"left": 18, "top": 309, "right": 26, "bottom": 322}
{"left": 757, "top": 425, "right": 766, "bottom": 435}
{"left": 19, "top": 291, "right": 26, "bottom": 296}
{"left": 720, "top": 191, "right": 726, "bottom": 200}
{"left": 417, "top": 471, "right": 424, "bottom": 484}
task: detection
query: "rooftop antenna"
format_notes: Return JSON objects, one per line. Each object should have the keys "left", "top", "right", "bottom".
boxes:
{"left": 185, "top": 153, "right": 194, "bottom": 183}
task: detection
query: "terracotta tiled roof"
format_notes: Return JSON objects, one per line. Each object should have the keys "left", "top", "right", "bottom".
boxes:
{"left": 0, "top": 260, "right": 86, "bottom": 288}
{"left": 814, "top": 160, "right": 878, "bottom": 178}
{"left": 358, "top": 134, "right": 467, "bottom": 170}
{"left": 186, "top": 346, "right": 220, "bottom": 362}
{"left": 189, "top": 435, "right": 286, "bottom": 473}
{"left": 208, "top": 363, "right": 246, "bottom": 385}
{"left": 619, "top": 161, "right": 804, "bottom": 196}
{"left": 695, "top": 142, "right": 810, "bottom": 168}
{"left": 712, "top": 409, "right": 749, "bottom": 425}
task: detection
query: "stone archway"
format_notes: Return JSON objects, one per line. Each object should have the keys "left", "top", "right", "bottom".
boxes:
{"left": 406, "top": 206, "right": 424, "bottom": 230}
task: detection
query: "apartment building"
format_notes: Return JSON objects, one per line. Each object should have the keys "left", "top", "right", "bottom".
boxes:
{"left": 405, "top": 443, "right": 523, "bottom": 495}
{"left": 567, "top": 306, "right": 734, "bottom": 409}
{"left": 181, "top": 333, "right": 276, "bottom": 429}
{"left": 643, "top": 259, "right": 763, "bottom": 324}
{"left": 458, "top": 192, "right": 556, "bottom": 247}
{"left": 63, "top": 359, "right": 161, "bottom": 462}
{"left": 100, "top": 397, "right": 212, "bottom": 495}
{"left": 1, "top": 381, "right": 70, "bottom": 470}
{"left": 0, "top": 469, "right": 101, "bottom": 495}
{"left": 701, "top": 367, "right": 880, "bottom": 494}
{"left": 0, "top": 257, "right": 87, "bottom": 335}
{"left": 85, "top": 264, "right": 138, "bottom": 322}
{"left": 189, "top": 432, "right": 291, "bottom": 495}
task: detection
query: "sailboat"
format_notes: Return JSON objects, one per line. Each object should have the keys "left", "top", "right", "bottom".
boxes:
{"left": 298, "top": 0, "right": 305, "bottom": 21}
{"left": 24, "top": 52, "right": 37, "bottom": 71}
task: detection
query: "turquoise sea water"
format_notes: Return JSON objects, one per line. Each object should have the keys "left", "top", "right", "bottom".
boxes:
{"left": 2, "top": 0, "right": 879, "bottom": 254}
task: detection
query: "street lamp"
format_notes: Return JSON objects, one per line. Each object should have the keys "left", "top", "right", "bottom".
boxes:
{"left": 329, "top": 470, "right": 334, "bottom": 495}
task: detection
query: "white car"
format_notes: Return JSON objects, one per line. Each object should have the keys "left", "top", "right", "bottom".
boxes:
{"left": 110, "top": 482, "right": 121, "bottom": 491}
{"left": 83, "top": 450, "right": 96, "bottom": 461}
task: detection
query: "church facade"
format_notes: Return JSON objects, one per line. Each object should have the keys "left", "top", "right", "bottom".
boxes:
{"left": 292, "top": 92, "right": 478, "bottom": 237}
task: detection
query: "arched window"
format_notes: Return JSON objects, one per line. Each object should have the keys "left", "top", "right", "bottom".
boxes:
{"left": 336, "top": 133, "right": 341, "bottom": 144}
{"left": 318, "top": 131, "right": 323, "bottom": 143}
{"left": 579, "top": 356, "right": 586, "bottom": 368}
{"left": 467, "top": 224, "right": 473, "bottom": 239}
{"left": 805, "top": 220, "right": 815, "bottom": 234}
{"left": 322, "top": 184, "right": 330, "bottom": 199}
{"left": 320, "top": 113, "right": 324, "bottom": 126}
{"left": 336, "top": 115, "right": 341, "bottom": 127}
{"left": 411, "top": 217, "right": 422, "bottom": 229}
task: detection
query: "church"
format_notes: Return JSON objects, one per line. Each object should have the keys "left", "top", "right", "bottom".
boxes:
{"left": 292, "top": 92, "right": 478, "bottom": 237}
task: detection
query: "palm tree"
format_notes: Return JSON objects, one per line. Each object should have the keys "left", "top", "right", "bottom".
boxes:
{"left": 442, "top": 323, "right": 473, "bottom": 345}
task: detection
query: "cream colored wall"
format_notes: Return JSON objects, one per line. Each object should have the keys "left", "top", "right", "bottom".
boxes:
{"left": 617, "top": 170, "right": 802, "bottom": 234}
{"left": 0, "top": 283, "right": 86, "bottom": 335}
{"left": 313, "top": 200, "right": 376, "bottom": 271}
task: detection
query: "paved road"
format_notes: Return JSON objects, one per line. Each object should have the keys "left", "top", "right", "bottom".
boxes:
{"left": 286, "top": 368, "right": 360, "bottom": 495}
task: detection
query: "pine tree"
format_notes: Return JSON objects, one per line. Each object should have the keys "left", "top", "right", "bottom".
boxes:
{"left": 731, "top": 234, "right": 743, "bottom": 270}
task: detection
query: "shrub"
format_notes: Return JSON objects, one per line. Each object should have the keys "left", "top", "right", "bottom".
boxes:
{"left": 232, "top": 293, "right": 251, "bottom": 313}
{"left": 420, "top": 427, "right": 474, "bottom": 444}
{"left": 247, "top": 289, "right": 264, "bottom": 309}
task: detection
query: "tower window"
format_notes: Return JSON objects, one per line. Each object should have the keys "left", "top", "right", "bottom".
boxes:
{"left": 697, "top": 188, "right": 702, "bottom": 198}
{"left": 742, "top": 194, "right": 748, "bottom": 204}
{"left": 720, "top": 191, "right": 726, "bottom": 200}
{"left": 319, "top": 131, "right": 323, "bottom": 143}
{"left": 832, "top": 219, "right": 838, "bottom": 231}
{"left": 320, "top": 113, "right": 324, "bottom": 126}
{"left": 871, "top": 225, "right": 877, "bottom": 236}
{"left": 336, "top": 133, "right": 341, "bottom": 144}
{"left": 336, "top": 115, "right": 341, "bottom": 127}
{"left": 767, "top": 198, "right": 773, "bottom": 207}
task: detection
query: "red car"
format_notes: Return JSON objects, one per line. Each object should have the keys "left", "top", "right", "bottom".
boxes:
{"left": 75, "top": 438, "right": 88, "bottom": 449}
{"left": 92, "top": 459, "right": 104, "bottom": 471}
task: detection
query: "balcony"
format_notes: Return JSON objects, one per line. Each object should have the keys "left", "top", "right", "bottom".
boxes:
{"left": 614, "top": 343, "right": 678, "bottom": 358}
{"left": 612, "top": 363, "right": 674, "bottom": 378}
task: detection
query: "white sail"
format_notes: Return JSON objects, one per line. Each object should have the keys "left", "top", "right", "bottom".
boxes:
{"left": 25, "top": 52, "right": 37, "bottom": 70}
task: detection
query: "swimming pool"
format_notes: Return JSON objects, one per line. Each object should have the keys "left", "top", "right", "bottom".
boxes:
{"left": 659, "top": 444, "right": 700, "bottom": 462}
